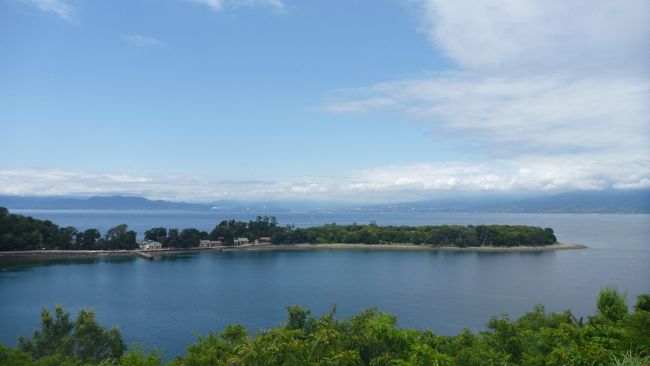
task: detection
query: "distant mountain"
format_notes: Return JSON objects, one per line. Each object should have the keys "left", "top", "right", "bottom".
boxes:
{"left": 484, "top": 189, "right": 650, "bottom": 213}
{"left": 362, "top": 189, "right": 650, "bottom": 214}
{"left": 0, "top": 195, "right": 211, "bottom": 211}
{"left": 360, "top": 194, "right": 521, "bottom": 213}
{"left": 1, "top": 189, "right": 648, "bottom": 213}
{"left": 0, "top": 195, "right": 342, "bottom": 212}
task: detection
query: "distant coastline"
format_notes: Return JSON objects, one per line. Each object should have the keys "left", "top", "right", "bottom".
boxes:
{"left": 2, "top": 189, "right": 649, "bottom": 213}
{"left": 0, "top": 242, "right": 586, "bottom": 261}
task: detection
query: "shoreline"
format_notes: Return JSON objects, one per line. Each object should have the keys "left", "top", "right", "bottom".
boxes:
{"left": 0, "top": 247, "right": 224, "bottom": 261}
{"left": 0, "top": 243, "right": 586, "bottom": 260}
{"left": 221, "top": 242, "right": 587, "bottom": 253}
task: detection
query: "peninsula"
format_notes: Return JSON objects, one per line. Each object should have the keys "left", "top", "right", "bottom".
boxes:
{"left": 0, "top": 207, "right": 584, "bottom": 259}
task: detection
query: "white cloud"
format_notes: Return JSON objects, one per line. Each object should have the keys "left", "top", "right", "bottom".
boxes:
{"left": 1, "top": 162, "right": 647, "bottom": 203}
{"left": 187, "top": 0, "right": 223, "bottom": 11}
{"left": 0, "top": 169, "right": 335, "bottom": 202}
{"left": 419, "top": 0, "right": 650, "bottom": 72}
{"left": 319, "top": 0, "right": 650, "bottom": 197}
{"left": 121, "top": 34, "right": 164, "bottom": 47}
{"left": 323, "top": 74, "right": 650, "bottom": 155}
{"left": 349, "top": 156, "right": 650, "bottom": 194}
{"left": 21, "top": 0, "right": 74, "bottom": 20}
{"left": 186, "top": 0, "right": 284, "bottom": 12}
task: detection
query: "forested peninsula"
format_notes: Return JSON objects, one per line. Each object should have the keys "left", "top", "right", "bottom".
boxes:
{"left": 0, "top": 207, "right": 559, "bottom": 252}
{"left": 1, "top": 288, "right": 649, "bottom": 365}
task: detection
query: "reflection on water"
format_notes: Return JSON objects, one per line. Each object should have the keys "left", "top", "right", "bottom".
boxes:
{"left": 0, "top": 251, "right": 205, "bottom": 271}
{"left": 156, "top": 253, "right": 200, "bottom": 262}
{"left": 0, "top": 256, "right": 136, "bottom": 273}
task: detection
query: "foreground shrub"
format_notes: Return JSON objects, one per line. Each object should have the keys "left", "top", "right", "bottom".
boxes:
{"left": 2, "top": 288, "right": 649, "bottom": 365}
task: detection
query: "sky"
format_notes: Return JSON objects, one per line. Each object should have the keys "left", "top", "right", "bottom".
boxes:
{"left": 0, "top": 0, "right": 649, "bottom": 203}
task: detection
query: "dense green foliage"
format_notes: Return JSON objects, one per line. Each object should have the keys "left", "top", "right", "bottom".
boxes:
{"left": 1, "top": 288, "right": 648, "bottom": 365}
{"left": 207, "top": 216, "right": 279, "bottom": 246}
{"left": 1, "top": 305, "right": 126, "bottom": 365}
{"left": 204, "top": 216, "right": 557, "bottom": 247}
{"left": 144, "top": 227, "right": 209, "bottom": 248}
{"left": 0, "top": 208, "right": 137, "bottom": 251}
{"left": 202, "top": 216, "right": 557, "bottom": 247}
{"left": 0, "top": 207, "right": 78, "bottom": 251}
{"left": 269, "top": 222, "right": 557, "bottom": 246}
{"left": 1, "top": 209, "right": 555, "bottom": 251}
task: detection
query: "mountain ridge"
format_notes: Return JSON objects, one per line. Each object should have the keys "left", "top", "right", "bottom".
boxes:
{"left": 0, "top": 189, "right": 648, "bottom": 213}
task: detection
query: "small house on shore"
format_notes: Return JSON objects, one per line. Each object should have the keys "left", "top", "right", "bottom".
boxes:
{"left": 137, "top": 240, "right": 163, "bottom": 250}
{"left": 199, "top": 240, "right": 222, "bottom": 248}
{"left": 234, "top": 237, "right": 250, "bottom": 246}
{"left": 255, "top": 237, "right": 272, "bottom": 245}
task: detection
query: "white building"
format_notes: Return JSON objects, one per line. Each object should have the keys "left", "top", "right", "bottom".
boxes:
{"left": 137, "top": 240, "right": 163, "bottom": 250}
{"left": 234, "top": 237, "right": 250, "bottom": 246}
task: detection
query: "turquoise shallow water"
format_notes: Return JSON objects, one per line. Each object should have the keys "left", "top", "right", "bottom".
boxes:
{"left": 1, "top": 212, "right": 649, "bottom": 359}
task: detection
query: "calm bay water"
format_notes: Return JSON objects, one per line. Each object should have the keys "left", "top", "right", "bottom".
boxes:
{"left": 1, "top": 211, "right": 649, "bottom": 359}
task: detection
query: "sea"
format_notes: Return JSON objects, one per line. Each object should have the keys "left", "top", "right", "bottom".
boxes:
{"left": 1, "top": 210, "right": 648, "bottom": 360}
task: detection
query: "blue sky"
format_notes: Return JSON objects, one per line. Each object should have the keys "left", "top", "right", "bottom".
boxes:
{"left": 1, "top": 0, "right": 649, "bottom": 202}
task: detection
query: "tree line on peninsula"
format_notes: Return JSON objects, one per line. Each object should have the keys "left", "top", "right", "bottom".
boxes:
{"left": 0, "top": 207, "right": 556, "bottom": 251}
{"left": 1, "top": 288, "right": 648, "bottom": 365}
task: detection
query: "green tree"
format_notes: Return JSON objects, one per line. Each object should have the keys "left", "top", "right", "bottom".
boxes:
{"left": 17, "top": 306, "right": 125, "bottom": 364}
{"left": 18, "top": 306, "right": 74, "bottom": 359}
{"left": 105, "top": 224, "right": 138, "bottom": 250}
{"left": 144, "top": 228, "right": 167, "bottom": 243}
{"left": 286, "top": 305, "right": 311, "bottom": 331}
{"left": 634, "top": 294, "right": 650, "bottom": 312}
{"left": 5, "top": 291, "right": 650, "bottom": 366}
{"left": 248, "top": 216, "right": 279, "bottom": 238}
{"left": 77, "top": 229, "right": 101, "bottom": 250}
{"left": 73, "top": 309, "right": 126, "bottom": 364}
{"left": 117, "top": 346, "right": 162, "bottom": 366}
{"left": 626, "top": 295, "right": 650, "bottom": 354}
{"left": 165, "top": 229, "right": 180, "bottom": 248}
{"left": 179, "top": 228, "right": 202, "bottom": 248}
{"left": 597, "top": 287, "right": 628, "bottom": 323}
{"left": 0, "top": 345, "right": 36, "bottom": 366}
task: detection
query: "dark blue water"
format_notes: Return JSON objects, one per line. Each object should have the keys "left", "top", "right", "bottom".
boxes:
{"left": 1, "top": 212, "right": 649, "bottom": 360}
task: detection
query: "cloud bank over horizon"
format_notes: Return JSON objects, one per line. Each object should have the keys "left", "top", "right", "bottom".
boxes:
{"left": 1, "top": 165, "right": 648, "bottom": 203}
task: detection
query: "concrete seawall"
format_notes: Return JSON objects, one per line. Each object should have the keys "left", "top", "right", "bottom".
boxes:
{"left": 0, "top": 243, "right": 586, "bottom": 261}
